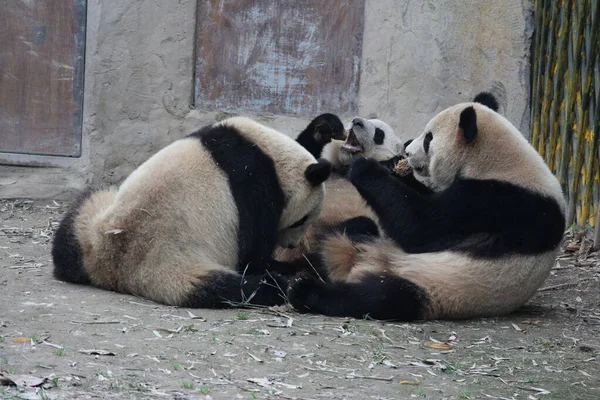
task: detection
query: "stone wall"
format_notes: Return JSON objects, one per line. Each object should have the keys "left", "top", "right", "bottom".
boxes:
{"left": 0, "top": 0, "right": 534, "bottom": 198}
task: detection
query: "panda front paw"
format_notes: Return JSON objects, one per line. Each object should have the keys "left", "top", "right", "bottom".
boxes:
{"left": 287, "top": 274, "right": 323, "bottom": 313}
{"left": 348, "top": 157, "right": 390, "bottom": 187}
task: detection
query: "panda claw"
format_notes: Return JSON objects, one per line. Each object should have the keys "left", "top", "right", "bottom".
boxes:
{"left": 287, "top": 274, "right": 322, "bottom": 312}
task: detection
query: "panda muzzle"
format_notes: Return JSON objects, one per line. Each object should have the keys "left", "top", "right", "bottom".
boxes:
{"left": 341, "top": 129, "right": 364, "bottom": 154}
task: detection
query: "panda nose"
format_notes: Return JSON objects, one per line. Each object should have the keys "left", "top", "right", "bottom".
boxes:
{"left": 352, "top": 118, "right": 364, "bottom": 128}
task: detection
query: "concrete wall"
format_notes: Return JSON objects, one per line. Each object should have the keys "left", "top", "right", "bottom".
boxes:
{"left": 0, "top": 0, "right": 534, "bottom": 199}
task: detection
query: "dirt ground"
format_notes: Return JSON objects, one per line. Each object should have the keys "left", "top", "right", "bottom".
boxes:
{"left": 0, "top": 199, "right": 598, "bottom": 400}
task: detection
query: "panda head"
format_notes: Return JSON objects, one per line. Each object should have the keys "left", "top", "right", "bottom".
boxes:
{"left": 338, "top": 118, "right": 405, "bottom": 166}
{"left": 310, "top": 113, "right": 347, "bottom": 143}
{"left": 277, "top": 158, "right": 332, "bottom": 248}
{"left": 405, "top": 91, "right": 517, "bottom": 191}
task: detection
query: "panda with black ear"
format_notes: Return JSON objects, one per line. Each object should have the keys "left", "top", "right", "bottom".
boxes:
{"left": 274, "top": 117, "right": 408, "bottom": 265}
{"left": 52, "top": 117, "right": 331, "bottom": 308}
{"left": 323, "top": 117, "right": 407, "bottom": 174}
{"left": 287, "top": 92, "right": 566, "bottom": 321}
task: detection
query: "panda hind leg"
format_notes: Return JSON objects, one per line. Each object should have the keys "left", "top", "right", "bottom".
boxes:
{"left": 287, "top": 272, "right": 429, "bottom": 321}
{"left": 182, "top": 270, "right": 290, "bottom": 308}
{"left": 263, "top": 217, "right": 380, "bottom": 282}
{"left": 329, "top": 216, "right": 379, "bottom": 242}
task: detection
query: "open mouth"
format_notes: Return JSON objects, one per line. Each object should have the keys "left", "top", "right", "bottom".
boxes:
{"left": 341, "top": 129, "right": 364, "bottom": 155}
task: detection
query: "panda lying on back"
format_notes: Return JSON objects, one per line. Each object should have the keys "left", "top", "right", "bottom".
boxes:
{"left": 275, "top": 117, "right": 408, "bottom": 265}
{"left": 288, "top": 92, "right": 566, "bottom": 320}
{"left": 52, "top": 117, "right": 331, "bottom": 308}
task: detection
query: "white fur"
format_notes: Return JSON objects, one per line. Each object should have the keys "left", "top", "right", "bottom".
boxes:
{"left": 337, "top": 118, "right": 405, "bottom": 165}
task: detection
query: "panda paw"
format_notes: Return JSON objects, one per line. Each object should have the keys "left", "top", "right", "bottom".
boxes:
{"left": 348, "top": 157, "right": 389, "bottom": 186}
{"left": 287, "top": 274, "right": 323, "bottom": 313}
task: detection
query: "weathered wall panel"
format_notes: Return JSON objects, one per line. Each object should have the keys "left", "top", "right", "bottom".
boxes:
{"left": 0, "top": 0, "right": 86, "bottom": 157}
{"left": 194, "top": 0, "right": 365, "bottom": 117}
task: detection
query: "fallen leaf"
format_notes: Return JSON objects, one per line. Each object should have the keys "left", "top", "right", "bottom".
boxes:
{"left": 565, "top": 241, "right": 580, "bottom": 252}
{"left": 399, "top": 380, "right": 420, "bottom": 385}
{"left": 12, "top": 337, "right": 32, "bottom": 343}
{"left": 0, "top": 372, "right": 47, "bottom": 387}
{"left": 424, "top": 341, "right": 454, "bottom": 350}
{"left": 78, "top": 349, "right": 116, "bottom": 356}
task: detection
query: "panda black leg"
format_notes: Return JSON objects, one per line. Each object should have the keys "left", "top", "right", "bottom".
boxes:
{"left": 395, "top": 174, "right": 433, "bottom": 196}
{"left": 183, "top": 271, "right": 289, "bottom": 308}
{"left": 287, "top": 273, "right": 429, "bottom": 321}
{"left": 52, "top": 188, "right": 97, "bottom": 285}
{"left": 267, "top": 256, "right": 330, "bottom": 281}
{"left": 330, "top": 216, "right": 379, "bottom": 242}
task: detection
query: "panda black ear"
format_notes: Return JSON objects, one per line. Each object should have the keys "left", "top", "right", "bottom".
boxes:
{"left": 473, "top": 92, "right": 499, "bottom": 112}
{"left": 459, "top": 106, "right": 477, "bottom": 143}
{"left": 305, "top": 159, "right": 332, "bottom": 186}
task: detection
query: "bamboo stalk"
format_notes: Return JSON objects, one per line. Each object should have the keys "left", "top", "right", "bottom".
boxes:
{"left": 538, "top": 0, "right": 560, "bottom": 159}
{"left": 565, "top": 0, "right": 589, "bottom": 226}
{"left": 531, "top": 0, "right": 550, "bottom": 149}
{"left": 578, "top": 1, "right": 600, "bottom": 225}
{"left": 547, "top": 1, "right": 570, "bottom": 171}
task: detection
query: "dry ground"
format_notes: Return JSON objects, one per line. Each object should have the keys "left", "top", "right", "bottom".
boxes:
{"left": 0, "top": 199, "right": 599, "bottom": 400}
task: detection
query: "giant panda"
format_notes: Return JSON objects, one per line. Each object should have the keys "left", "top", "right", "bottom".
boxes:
{"left": 273, "top": 117, "right": 407, "bottom": 265}
{"left": 51, "top": 117, "right": 331, "bottom": 308}
{"left": 287, "top": 92, "right": 566, "bottom": 321}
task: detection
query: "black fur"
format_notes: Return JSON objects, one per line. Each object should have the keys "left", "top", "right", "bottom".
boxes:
{"left": 459, "top": 106, "right": 478, "bottom": 143}
{"left": 423, "top": 132, "right": 433, "bottom": 153}
{"left": 182, "top": 270, "right": 289, "bottom": 308}
{"left": 305, "top": 159, "right": 332, "bottom": 186}
{"left": 373, "top": 127, "right": 385, "bottom": 145}
{"left": 266, "top": 217, "right": 381, "bottom": 281}
{"left": 330, "top": 216, "right": 379, "bottom": 241}
{"left": 288, "top": 215, "right": 308, "bottom": 229}
{"left": 52, "top": 188, "right": 96, "bottom": 284}
{"left": 404, "top": 139, "right": 413, "bottom": 148}
{"left": 191, "top": 125, "right": 285, "bottom": 274}
{"left": 335, "top": 156, "right": 402, "bottom": 177}
{"left": 395, "top": 173, "right": 434, "bottom": 196}
{"left": 288, "top": 272, "right": 429, "bottom": 320}
{"left": 348, "top": 157, "right": 565, "bottom": 258}
{"left": 473, "top": 91, "right": 500, "bottom": 112}
{"left": 296, "top": 113, "right": 345, "bottom": 158}
{"left": 282, "top": 217, "right": 380, "bottom": 280}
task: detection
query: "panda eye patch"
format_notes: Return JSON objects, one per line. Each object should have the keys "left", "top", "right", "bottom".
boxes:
{"left": 288, "top": 215, "right": 308, "bottom": 229}
{"left": 423, "top": 132, "right": 433, "bottom": 154}
{"left": 374, "top": 128, "right": 385, "bottom": 145}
